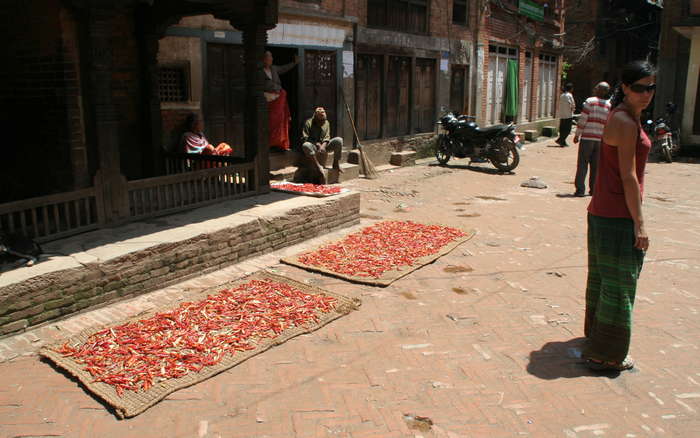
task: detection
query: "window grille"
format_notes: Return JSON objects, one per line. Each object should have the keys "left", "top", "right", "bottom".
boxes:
{"left": 159, "top": 64, "right": 190, "bottom": 103}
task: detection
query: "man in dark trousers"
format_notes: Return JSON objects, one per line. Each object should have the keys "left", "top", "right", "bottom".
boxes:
{"left": 572, "top": 82, "right": 611, "bottom": 196}
{"left": 300, "top": 107, "right": 343, "bottom": 184}
{"left": 556, "top": 83, "right": 576, "bottom": 147}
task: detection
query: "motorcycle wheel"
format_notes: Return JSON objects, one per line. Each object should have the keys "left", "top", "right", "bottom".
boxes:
{"left": 662, "top": 138, "right": 673, "bottom": 163}
{"left": 489, "top": 138, "right": 520, "bottom": 172}
{"left": 435, "top": 134, "right": 452, "bottom": 165}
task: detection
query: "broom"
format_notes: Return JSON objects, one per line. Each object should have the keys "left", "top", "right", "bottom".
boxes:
{"left": 340, "top": 87, "right": 379, "bottom": 179}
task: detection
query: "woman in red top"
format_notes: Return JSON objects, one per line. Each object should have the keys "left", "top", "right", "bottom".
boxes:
{"left": 584, "top": 61, "right": 655, "bottom": 372}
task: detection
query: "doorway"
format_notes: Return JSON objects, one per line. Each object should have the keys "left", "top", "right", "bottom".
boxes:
{"left": 266, "top": 46, "right": 300, "bottom": 151}
{"left": 205, "top": 43, "right": 247, "bottom": 159}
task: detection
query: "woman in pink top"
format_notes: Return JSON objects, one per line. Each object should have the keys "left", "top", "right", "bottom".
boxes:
{"left": 583, "top": 61, "right": 655, "bottom": 372}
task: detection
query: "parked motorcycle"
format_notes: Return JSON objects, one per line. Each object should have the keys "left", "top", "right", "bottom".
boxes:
{"left": 644, "top": 102, "right": 680, "bottom": 163}
{"left": 435, "top": 113, "right": 521, "bottom": 172}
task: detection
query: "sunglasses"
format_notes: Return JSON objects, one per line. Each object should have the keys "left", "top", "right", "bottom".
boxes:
{"left": 628, "top": 83, "right": 656, "bottom": 93}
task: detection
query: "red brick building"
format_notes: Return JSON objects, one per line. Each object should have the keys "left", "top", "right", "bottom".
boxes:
{"left": 563, "top": 0, "right": 662, "bottom": 111}
{"left": 156, "top": 0, "right": 566, "bottom": 169}
{"left": 656, "top": 0, "right": 700, "bottom": 150}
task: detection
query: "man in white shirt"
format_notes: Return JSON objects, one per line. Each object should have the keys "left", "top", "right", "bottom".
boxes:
{"left": 555, "top": 83, "right": 575, "bottom": 147}
{"left": 572, "top": 82, "right": 611, "bottom": 196}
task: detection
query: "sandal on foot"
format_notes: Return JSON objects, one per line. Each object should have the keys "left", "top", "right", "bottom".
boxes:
{"left": 585, "top": 357, "right": 634, "bottom": 371}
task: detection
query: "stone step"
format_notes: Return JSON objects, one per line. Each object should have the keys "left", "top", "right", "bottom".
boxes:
{"left": 279, "top": 163, "right": 360, "bottom": 184}
{"left": 324, "top": 163, "right": 359, "bottom": 183}
{"left": 270, "top": 166, "right": 298, "bottom": 181}
{"left": 270, "top": 149, "right": 301, "bottom": 171}
{"left": 389, "top": 150, "right": 417, "bottom": 167}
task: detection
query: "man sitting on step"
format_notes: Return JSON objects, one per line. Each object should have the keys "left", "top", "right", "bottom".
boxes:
{"left": 300, "top": 107, "right": 343, "bottom": 184}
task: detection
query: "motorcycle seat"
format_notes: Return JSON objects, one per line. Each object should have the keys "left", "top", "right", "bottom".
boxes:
{"left": 475, "top": 124, "right": 510, "bottom": 135}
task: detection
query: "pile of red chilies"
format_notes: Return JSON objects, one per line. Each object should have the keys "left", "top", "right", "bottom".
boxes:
{"left": 273, "top": 183, "right": 342, "bottom": 195}
{"left": 298, "top": 220, "right": 467, "bottom": 278}
{"left": 55, "top": 279, "right": 337, "bottom": 396}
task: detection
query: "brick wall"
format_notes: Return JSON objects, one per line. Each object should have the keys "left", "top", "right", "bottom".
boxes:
{"left": 0, "top": 0, "right": 87, "bottom": 203}
{"left": 0, "top": 192, "right": 361, "bottom": 336}
{"left": 473, "top": 1, "right": 565, "bottom": 125}
{"left": 655, "top": 0, "right": 690, "bottom": 120}
{"left": 280, "top": 0, "right": 345, "bottom": 16}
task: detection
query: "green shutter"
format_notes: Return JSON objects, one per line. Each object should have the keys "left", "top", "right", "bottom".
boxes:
{"left": 504, "top": 59, "right": 519, "bottom": 118}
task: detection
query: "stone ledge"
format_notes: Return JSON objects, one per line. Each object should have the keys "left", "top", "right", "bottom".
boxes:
{"left": 0, "top": 191, "right": 360, "bottom": 337}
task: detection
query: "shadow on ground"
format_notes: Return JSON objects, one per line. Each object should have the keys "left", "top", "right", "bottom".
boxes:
{"left": 527, "top": 337, "right": 625, "bottom": 379}
{"left": 429, "top": 162, "right": 515, "bottom": 175}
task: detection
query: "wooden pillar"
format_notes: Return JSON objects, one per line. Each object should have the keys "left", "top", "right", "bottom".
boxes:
{"left": 409, "top": 56, "right": 416, "bottom": 134}
{"left": 140, "top": 30, "right": 165, "bottom": 177}
{"left": 239, "top": 22, "right": 271, "bottom": 193}
{"left": 85, "top": 4, "right": 129, "bottom": 224}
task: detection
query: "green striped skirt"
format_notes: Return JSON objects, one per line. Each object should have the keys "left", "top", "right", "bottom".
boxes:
{"left": 584, "top": 213, "right": 645, "bottom": 363}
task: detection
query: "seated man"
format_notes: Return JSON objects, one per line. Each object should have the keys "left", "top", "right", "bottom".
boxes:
{"left": 301, "top": 107, "right": 343, "bottom": 184}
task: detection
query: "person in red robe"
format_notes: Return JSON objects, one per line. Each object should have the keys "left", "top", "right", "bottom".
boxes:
{"left": 262, "top": 51, "right": 299, "bottom": 150}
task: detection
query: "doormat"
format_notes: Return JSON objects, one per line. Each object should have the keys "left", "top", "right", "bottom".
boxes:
{"left": 271, "top": 182, "right": 349, "bottom": 197}
{"left": 281, "top": 220, "right": 475, "bottom": 286}
{"left": 40, "top": 272, "right": 360, "bottom": 419}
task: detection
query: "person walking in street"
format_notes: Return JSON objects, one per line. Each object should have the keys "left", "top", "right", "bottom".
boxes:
{"left": 301, "top": 107, "right": 344, "bottom": 184}
{"left": 583, "top": 61, "right": 655, "bottom": 372}
{"left": 572, "top": 82, "right": 612, "bottom": 196}
{"left": 556, "top": 83, "right": 576, "bottom": 147}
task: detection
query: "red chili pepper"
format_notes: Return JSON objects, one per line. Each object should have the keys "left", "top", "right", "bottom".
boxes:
{"left": 272, "top": 183, "right": 342, "bottom": 195}
{"left": 298, "top": 221, "right": 466, "bottom": 278}
{"left": 55, "top": 279, "right": 339, "bottom": 397}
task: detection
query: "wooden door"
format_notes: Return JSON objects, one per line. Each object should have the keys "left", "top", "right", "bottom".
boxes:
{"left": 386, "top": 56, "right": 411, "bottom": 137}
{"left": 206, "top": 44, "right": 246, "bottom": 159}
{"left": 450, "top": 65, "right": 466, "bottom": 114}
{"left": 303, "top": 50, "right": 337, "bottom": 136}
{"left": 414, "top": 58, "right": 435, "bottom": 133}
{"left": 356, "top": 54, "right": 382, "bottom": 140}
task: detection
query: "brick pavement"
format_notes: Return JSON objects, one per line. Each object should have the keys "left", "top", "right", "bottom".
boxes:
{"left": 1, "top": 138, "right": 699, "bottom": 437}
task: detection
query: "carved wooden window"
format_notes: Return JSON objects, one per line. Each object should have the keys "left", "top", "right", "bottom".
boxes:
{"left": 158, "top": 63, "right": 190, "bottom": 103}
{"left": 368, "top": 0, "right": 429, "bottom": 34}
{"left": 453, "top": 0, "right": 469, "bottom": 25}
{"left": 691, "top": 0, "right": 700, "bottom": 15}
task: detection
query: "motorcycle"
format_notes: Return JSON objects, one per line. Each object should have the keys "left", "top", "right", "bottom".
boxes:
{"left": 435, "top": 112, "right": 521, "bottom": 172}
{"left": 644, "top": 102, "right": 680, "bottom": 163}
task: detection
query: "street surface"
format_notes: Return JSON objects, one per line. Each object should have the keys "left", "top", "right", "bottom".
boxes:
{"left": 1, "top": 138, "right": 699, "bottom": 437}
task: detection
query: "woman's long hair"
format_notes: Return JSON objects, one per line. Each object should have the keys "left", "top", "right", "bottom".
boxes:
{"left": 610, "top": 60, "right": 657, "bottom": 108}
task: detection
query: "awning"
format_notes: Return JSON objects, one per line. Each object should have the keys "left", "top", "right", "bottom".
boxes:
{"left": 519, "top": 0, "right": 544, "bottom": 21}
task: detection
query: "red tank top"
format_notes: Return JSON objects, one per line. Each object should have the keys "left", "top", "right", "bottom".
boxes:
{"left": 588, "top": 108, "right": 651, "bottom": 219}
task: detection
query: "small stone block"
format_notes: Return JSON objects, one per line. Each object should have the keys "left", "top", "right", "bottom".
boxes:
{"left": 346, "top": 150, "right": 360, "bottom": 164}
{"left": 524, "top": 130, "right": 537, "bottom": 141}
{"left": 324, "top": 163, "right": 360, "bottom": 184}
{"left": 389, "top": 150, "right": 417, "bottom": 167}
{"left": 541, "top": 126, "right": 558, "bottom": 137}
